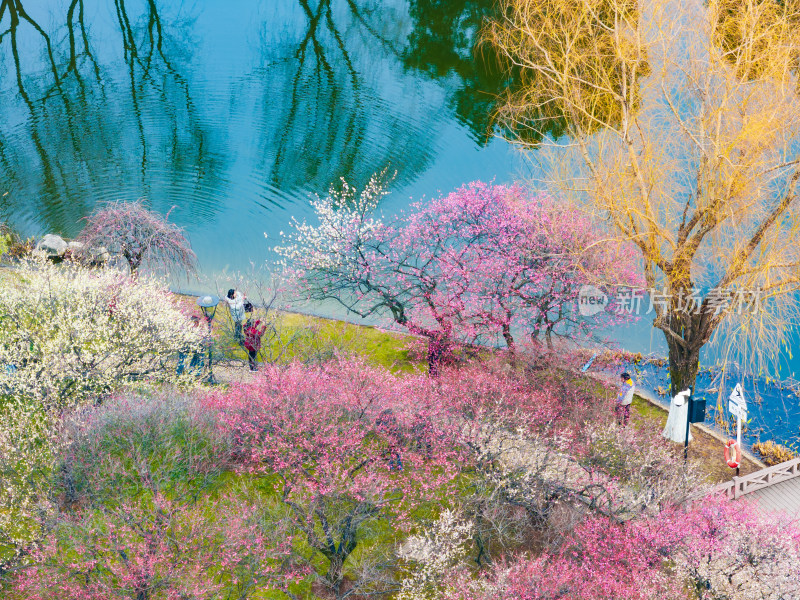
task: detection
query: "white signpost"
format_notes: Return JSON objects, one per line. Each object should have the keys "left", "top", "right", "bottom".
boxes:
{"left": 728, "top": 383, "right": 747, "bottom": 420}
{"left": 728, "top": 383, "right": 747, "bottom": 472}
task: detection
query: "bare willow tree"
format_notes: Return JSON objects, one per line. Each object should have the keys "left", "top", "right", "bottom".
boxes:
{"left": 78, "top": 200, "right": 197, "bottom": 276}
{"left": 486, "top": 0, "right": 800, "bottom": 395}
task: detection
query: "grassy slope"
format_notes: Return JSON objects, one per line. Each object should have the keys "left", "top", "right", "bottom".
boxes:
{"left": 174, "top": 294, "right": 421, "bottom": 373}
{"left": 0, "top": 270, "right": 766, "bottom": 592}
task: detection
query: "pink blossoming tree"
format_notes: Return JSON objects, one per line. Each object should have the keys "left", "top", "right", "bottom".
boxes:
{"left": 444, "top": 515, "right": 683, "bottom": 600}
{"left": 278, "top": 177, "right": 642, "bottom": 373}
{"left": 439, "top": 497, "right": 800, "bottom": 600}
{"left": 5, "top": 393, "right": 302, "bottom": 600}
{"left": 9, "top": 494, "right": 297, "bottom": 600}
{"left": 205, "top": 359, "right": 472, "bottom": 599}
{"left": 8, "top": 360, "right": 796, "bottom": 599}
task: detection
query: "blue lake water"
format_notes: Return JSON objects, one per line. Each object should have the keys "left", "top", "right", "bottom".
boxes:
{"left": 0, "top": 0, "right": 529, "bottom": 274}
{"left": 1, "top": 0, "right": 798, "bottom": 451}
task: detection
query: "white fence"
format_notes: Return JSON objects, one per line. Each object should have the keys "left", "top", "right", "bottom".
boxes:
{"left": 710, "top": 458, "right": 800, "bottom": 500}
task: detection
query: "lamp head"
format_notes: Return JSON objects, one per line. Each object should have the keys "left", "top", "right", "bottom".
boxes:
{"left": 196, "top": 294, "right": 220, "bottom": 320}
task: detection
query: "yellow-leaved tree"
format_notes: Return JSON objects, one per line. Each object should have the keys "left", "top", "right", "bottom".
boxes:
{"left": 486, "top": 0, "right": 800, "bottom": 395}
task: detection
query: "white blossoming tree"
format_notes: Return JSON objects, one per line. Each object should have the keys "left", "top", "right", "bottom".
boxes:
{"left": 276, "top": 171, "right": 390, "bottom": 273}
{"left": 0, "top": 399, "right": 55, "bottom": 571}
{"left": 397, "top": 510, "right": 475, "bottom": 600}
{"left": 0, "top": 259, "right": 203, "bottom": 567}
{"left": 0, "top": 259, "right": 203, "bottom": 409}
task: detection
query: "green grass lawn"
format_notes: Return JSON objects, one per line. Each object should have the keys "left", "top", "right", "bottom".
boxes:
{"left": 203, "top": 305, "right": 423, "bottom": 373}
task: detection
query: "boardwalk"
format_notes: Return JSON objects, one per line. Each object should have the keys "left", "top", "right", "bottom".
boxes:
{"left": 711, "top": 458, "right": 800, "bottom": 519}
{"left": 748, "top": 475, "right": 800, "bottom": 518}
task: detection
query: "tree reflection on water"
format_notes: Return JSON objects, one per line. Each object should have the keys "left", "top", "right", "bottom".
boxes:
{"left": 0, "top": 0, "right": 226, "bottom": 234}
{"left": 0, "top": 0, "right": 522, "bottom": 237}
{"left": 250, "top": 0, "right": 436, "bottom": 196}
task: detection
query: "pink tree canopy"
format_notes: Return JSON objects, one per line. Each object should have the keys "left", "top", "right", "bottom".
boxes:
{"left": 444, "top": 496, "right": 800, "bottom": 600}
{"left": 281, "top": 180, "right": 642, "bottom": 372}
{"left": 204, "top": 359, "right": 471, "bottom": 597}
{"left": 78, "top": 200, "right": 197, "bottom": 275}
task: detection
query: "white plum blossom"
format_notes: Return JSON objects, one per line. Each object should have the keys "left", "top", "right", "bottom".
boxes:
{"left": 275, "top": 171, "right": 391, "bottom": 271}
{"left": 0, "top": 396, "right": 56, "bottom": 566}
{"left": 674, "top": 501, "right": 800, "bottom": 600}
{"left": 397, "top": 510, "right": 474, "bottom": 600}
{"left": 0, "top": 258, "right": 204, "bottom": 409}
{"left": 0, "top": 258, "right": 204, "bottom": 564}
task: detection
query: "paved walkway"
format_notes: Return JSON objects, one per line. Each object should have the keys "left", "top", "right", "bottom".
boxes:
{"left": 213, "top": 359, "right": 260, "bottom": 384}
{"left": 712, "top": 458, "right": 800, "bottom": 519}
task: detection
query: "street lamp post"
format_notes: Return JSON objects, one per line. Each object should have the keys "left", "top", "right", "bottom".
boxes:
{"left": 683, "top": 389, "right": 707, "bottom": 463}
{"left": 196, "top": 294, "right": 220, "bottom": 385}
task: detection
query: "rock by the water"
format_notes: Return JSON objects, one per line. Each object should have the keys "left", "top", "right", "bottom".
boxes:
{"left": 89, "top": 245, "right": 110, "bottom": 265}
{"left": 35, "top": 234, "right": 68, "bottom": 257}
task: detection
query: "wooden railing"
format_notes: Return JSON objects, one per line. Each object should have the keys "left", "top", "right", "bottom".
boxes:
{"left": 710, "top": 458, "right": 800, "bottom": 500}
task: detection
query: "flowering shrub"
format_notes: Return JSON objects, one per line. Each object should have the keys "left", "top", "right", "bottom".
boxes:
{"left": 0, "top": 262, "right": 203, "bottom": 569}
{"left": 60, "top": 392, "right": 229, "bottom": 505}
{"left": 435, "top": 495, "right": 800, "bottom": 600}
{"left": 433, "top": 362, "right": 705, "bottom": 524}
{"left": 444, "top": 514, "right": 683, "bottom": 600}
{"left": 77, "top": 200, "right": 196, "bottom": 275}
{"left": 673, "top": 498, "right": 800, "bottom": 600}
{"left": 0, "top": 259, "right": 203, "bottom": 409}
{"left": 5, "top": 392, "right": 303, "bottom": 598}
{"left": 0, "top": 398, "right": 56, "bottom": 570}
{"left": 201, "top": 357, "right": 705, "bottom": 596}
{"left": 6, "top": 356, "right": 793, "bottom": 599}
{"left": 278, "top": 178, "right": 642, "bottom": 372}
{"left": 397, "top": 510, "right": 475, "bottom": 600}
{"left": 578, "top": 422, "right": 707, "bottom": 518}
{"left": 7, "top": 493, "right": 298, "bottom": 600}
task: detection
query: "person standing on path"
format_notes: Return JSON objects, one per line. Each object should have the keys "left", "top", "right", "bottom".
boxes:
{"left": 176, "top": 315, "right": 204, "bottom": 377}
{"left": 224, "top": 288, "right": 246, "bottom": 342}
{"left": 616, "top": 372, "right": 635, "bottom": 426}
{"left": 243, "top": 318, "right": 267, "bottom": 372}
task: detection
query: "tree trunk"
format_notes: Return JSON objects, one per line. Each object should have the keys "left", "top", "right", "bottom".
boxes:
{"left": 326, "top": 555, "right": 346, "bottom": 600}
{"left": 502, "top": 323, "right": 516, "bottom": 367}
{"left": 400, "top": 321, "right": 452, "bottom": 377}
{"left": 427, "top": 332, "right": 451, "bottom": 377}
{"left": 666, "top": 339, "right": 701, "bottom": 397}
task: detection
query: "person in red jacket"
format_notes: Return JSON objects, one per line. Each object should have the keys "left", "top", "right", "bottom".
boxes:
{"left": 616, "top": 372, "right": 635, "bottom": 426}
{"left": 243, "top": 318, "right": 267, "bottom": 371}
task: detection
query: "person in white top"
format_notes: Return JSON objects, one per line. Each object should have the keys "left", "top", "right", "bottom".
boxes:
{"left": 224, "top": 288, "right": 246, "bottom": 342}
